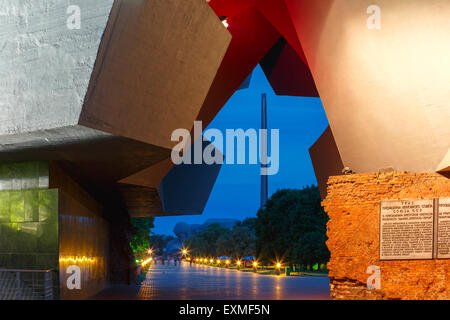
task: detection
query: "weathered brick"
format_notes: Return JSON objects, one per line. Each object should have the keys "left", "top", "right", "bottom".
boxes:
{"left": 324, "top": 172, "right": 450, "bottom": 300}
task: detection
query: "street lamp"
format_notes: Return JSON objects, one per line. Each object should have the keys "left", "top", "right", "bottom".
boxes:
{"left": 236, "top": 260, "right": 241, "bottom": 270}
{"left": 253, "top": 261, "right": 258, "bottom": 272}
{"left": 275, "top": 262, "right": 282, "bottom": 275}
{"left": 225, "top": 260, "right": 230, "bottom": 267}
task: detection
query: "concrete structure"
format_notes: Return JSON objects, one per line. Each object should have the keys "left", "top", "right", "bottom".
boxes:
{"left": 0, "top": 0, "right": 230, "bottom": 218}
{"left": 0, "top": 0, "right": 231, "bottom": 299}
{"left": 1, "top": 0, "right": 449, "bottom": 300}
{"left": 289, "top": 0, "right": 450, "bottom": 195}
{"left": 206, "top": 0, "right": 449, "bottom": 197}
{"left": 205, "top": 0, "right": 450, "bottom": 301}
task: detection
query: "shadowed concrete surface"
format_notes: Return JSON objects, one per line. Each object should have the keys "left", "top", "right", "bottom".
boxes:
{"left": 90, "top": 262, "right": 330, "bottom": 300}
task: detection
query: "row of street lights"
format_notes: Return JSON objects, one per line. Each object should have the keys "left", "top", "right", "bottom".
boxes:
{"left": 187, "top": 255, "right": 283, "bottom": 275}
{"left": 192, "top": 257, "right": 258, "bottom": 270}
{"left": 142, "top": 248, "right": 284, "bottom": 275}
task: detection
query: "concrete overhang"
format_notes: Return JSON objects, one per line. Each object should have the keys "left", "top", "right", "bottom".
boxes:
{"left": 0, "top": 0, "right": 232, "bottom": 218}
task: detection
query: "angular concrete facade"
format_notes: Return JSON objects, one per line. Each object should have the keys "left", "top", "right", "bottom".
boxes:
{"left": 0, "top": 0, "right": 231, "bottom": 219}
{"left": 0, "top": 0, "right": 231, "bottom": 299}
{"left": 286, "top": 0, "right": 450, "bottom": 177}
{"left": 2, "top": 0, "right": 449, "bottom": 300}
{"left": 207, "top": 0, "right": 450, "bottom": 189}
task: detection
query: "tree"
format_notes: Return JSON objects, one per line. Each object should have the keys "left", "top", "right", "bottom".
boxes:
{"left": 227, "top": 218, "right": 257, "bottom": 258}
{"left": 293, "top": 231, "right": 329, "bottom": 266}
{"left": 130, "top": 217, "right": 154, "bottom": 260}
{"left": 255, "top": 186, "right": 329, "bottom": 266}
{"left": 187, "top": 223, "right": 230, "bottom": 257}
{"left": 148, "top": 234, "right": 175, "bottom": 256}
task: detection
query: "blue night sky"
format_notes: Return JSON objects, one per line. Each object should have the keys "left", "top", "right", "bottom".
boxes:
{"left": 153, "top": 65, "right": 329, "bottom": 236}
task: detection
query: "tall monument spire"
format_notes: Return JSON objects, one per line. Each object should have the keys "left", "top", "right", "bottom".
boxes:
{"left": 261, "top": 93, "right": 268, "bottom": 209}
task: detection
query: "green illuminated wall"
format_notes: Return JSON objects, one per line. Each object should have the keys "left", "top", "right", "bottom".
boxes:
{"left": 0, "top": 161, "right": 59, "bottom": 270}
{"left": 0, "top": 161, "right": 109, "bottom": 299}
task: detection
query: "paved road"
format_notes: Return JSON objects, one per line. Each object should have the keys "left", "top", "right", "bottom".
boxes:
{"left": 133, "top": 262, "right": 330, "bottom": 300}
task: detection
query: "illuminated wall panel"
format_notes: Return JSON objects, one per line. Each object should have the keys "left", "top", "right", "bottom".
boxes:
{"left": 0, "top": 161, "right": 59, "bottom": 298}
{"left": 58, "top": 191, "right": 108, "bottom": 300}
{"left": 51, "top": 163, "right": 108, "bottom": 300}
{"left": 0, "top": 161, "right": 109, "bottom": 299}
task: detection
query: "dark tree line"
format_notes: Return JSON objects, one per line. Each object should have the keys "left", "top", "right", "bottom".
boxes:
{"left": 255, "top": 186, "right": 329, "bottom": 267}
{"left": 186, "top": 218, "right": 257, "bottom": 258}
{"left": 184, "top": 186, "right": 330, "bottom": 267}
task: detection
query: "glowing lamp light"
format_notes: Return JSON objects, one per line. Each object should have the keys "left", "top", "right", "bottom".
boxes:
{"left": 236, "top": 260, "right": 241, "bottom": 265}
{"left": 210, "top": 259, "right": 213, "bottom": 263}
{"left": 276, "top": 263, "right": 281, "bottom": 268}
{"left": 141, "top": 257, "right": 153, "bottom": 267}
{"left": 253, "top": 262, "right": 258, "bottom": 267}
{"left": 147, "top": 249, "right": 153, "bottom": 254}
{"left": 226, "top": 260, "right": 230, "bottom": 265}
{"left": 217, "top": 260, "right": 221, "bottom": 264}
{"left": 182, "top": 249, "right": 188, "bottom": 255}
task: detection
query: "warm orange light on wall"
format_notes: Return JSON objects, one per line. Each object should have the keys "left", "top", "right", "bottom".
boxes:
{"left": 59, "top": 256, "right": 96, "bottom": 264}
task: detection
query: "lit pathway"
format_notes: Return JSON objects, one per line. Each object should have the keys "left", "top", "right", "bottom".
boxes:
{"left": 135, "top": 261, "right": 330, "bottom": 300}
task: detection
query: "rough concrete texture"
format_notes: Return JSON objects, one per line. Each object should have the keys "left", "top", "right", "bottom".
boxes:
{"left": 0, "top": 0, "right": 114, "bottom": 134}
{"left": 79, "top": 0, "right": 231, "bottom": 149}
{"left": 323, "top": 172, "right": 450, "bottom": 300}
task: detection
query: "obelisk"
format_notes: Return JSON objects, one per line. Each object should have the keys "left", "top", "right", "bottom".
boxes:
{"left": 261, "top": 93, "right": 268, "bottom": 208}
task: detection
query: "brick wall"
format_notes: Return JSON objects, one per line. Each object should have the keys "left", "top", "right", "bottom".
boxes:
{"left": 323, "top": 172, "right": 450, "bottom": 300}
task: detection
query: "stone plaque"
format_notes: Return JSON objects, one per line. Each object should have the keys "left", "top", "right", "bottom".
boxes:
{"left": 380, "top": 198, "right": 450, "bottom": 260}
{"left": 380, "top": 199, "right": 434, "bottom": 260}
{"left": 438, "top": 198, "right": 450, "bottom": 259}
